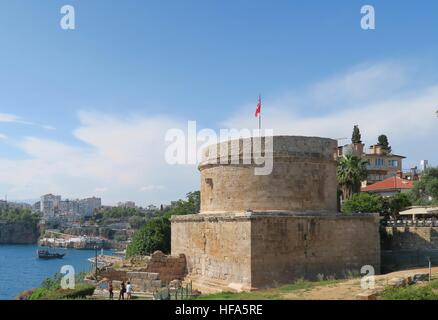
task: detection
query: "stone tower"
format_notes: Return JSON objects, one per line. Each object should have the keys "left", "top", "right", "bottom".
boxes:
{"left": 171, "top": 136, "right": 380, "bottom": 293}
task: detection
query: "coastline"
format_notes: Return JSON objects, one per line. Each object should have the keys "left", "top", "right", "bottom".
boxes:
{"left": 0, "top": 244, "right": 113, "bottom": 299}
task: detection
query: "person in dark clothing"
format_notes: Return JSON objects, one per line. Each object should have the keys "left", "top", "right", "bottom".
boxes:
{"left": 119, "top": 281, "right": 126, "bottom": 300}
{"left": 108, "top": 280, "right": 114, "bottom": 300}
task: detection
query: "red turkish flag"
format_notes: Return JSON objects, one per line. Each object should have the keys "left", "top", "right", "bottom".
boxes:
{"left": 255, "top": 95, "right": 261, "bottom": 117}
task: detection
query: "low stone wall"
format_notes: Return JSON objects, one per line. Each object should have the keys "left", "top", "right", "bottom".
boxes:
{"left": 382, "top": 227, "right": 438, "bottom": 250}
{"left": 139, "top": 251, "right": 187, "bottom": 284}
{"left": 126, "top": 272, "right": 162, "bottom": 292}
{"left": 98, "top": 269, "right": 128, "bottom": 281}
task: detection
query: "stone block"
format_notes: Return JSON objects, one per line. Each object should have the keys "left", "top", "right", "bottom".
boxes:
{"left": 356, "top": 291, "right": 378, "bottom": 300}
{"left": 388, "top": 278, "right": 406, "bottom": 288}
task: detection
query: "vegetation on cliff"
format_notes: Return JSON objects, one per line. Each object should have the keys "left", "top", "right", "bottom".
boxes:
{"left": 0, "top": 208, "right": 39, "bottom": 224}
{"left": 0, "top": 208, "right": 40, "bottom": 244}
{"left": 126, "top": 191, "right": 199, "bottom": 257}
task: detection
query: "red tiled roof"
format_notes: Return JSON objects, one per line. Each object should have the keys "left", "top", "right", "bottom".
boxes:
{"left": 361, "top": 176, "right": 414, "bottom": 192}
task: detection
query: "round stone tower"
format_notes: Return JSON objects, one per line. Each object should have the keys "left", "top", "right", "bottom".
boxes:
{"left": 198, "top": 136, "right": 338, "bottom": 214}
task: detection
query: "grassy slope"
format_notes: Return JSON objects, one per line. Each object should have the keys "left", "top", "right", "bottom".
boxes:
{"left": 380, "top": 279, "right": 438, "bottom": 300}
{"left": 195, "top": 279, "right": 340, "bottom": 300}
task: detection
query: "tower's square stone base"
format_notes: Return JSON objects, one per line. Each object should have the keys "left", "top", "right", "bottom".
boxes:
{"left": 171, "top": 212, "right": 381, "bottom": 293}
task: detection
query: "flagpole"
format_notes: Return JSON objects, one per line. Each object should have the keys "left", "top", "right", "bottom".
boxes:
{"left": 259, "top": 94, "right": 261, "bottom": 131}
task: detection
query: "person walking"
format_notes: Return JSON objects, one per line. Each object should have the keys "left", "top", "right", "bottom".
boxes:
{"left": 108, "top": 280, "right": 114, "bottom": 300}
{"left": 119, "top": 281, "right": 126, "bottom": 300}
{"left": 126, "top": 281, "right": 133, "bottom": 300}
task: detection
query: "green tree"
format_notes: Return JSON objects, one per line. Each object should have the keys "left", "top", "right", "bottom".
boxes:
{"left": 163, "top": 191, "right": 200, "bottom": 219}
{"left": 337, "top": 154, "right": 368, "bottom": 200}
{"left": 342, "top": 193, "right": 383, "bottom": 214}
{"left": 126, "top": 191, "right": 200, "bottom": 257}
{"left": 352, "top": 125, "right": 362, "bottom": 144}
{"left": 126, "top": 217, "right": 171, "bottom": 256}
{"left": 410, "top": 167, "right": 438, "bottom": 204}
{"left": 386, "top": 193, "right": 412, "bottom": 218}
{"left": 128, "top": 215, "right": 146, "bottom": 229}
{"left": 378, "top": 134, "right": 392, "bottom": 154}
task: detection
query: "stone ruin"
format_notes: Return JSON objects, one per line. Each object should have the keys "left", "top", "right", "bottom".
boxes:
{"left": 97, "top": 250, "right": 187, "bottom": 292}
{"left": 171, "top": 136, "right": 381, "bottom": 293}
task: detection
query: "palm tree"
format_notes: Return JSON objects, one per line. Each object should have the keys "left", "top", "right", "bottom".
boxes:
{"left": 337, "top": 154, "right": 368, "bottom": 200}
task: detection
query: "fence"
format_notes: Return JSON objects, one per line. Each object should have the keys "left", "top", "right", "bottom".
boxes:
{"left": 152, "top": 281, "right": 194, "bottom": 300}
{"left": 383, "top": 220, "right": 438, "bottom": 228}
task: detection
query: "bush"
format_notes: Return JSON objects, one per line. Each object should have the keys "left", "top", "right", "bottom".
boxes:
{"left": 126, "top": 191, "right": 200, "bottom": 257}
{"left": 28, "top": 284, "right": 95, "bottom": 300}
{"left": 29, "top": 288, "right": 51, "bottom": 300}
{"left": 342, "top": 193, "right": 383, "bottom": 214}
{"left": 381, "top": 281, "right": 438, "bottom": 300}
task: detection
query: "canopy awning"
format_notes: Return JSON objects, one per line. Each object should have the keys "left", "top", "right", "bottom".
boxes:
{"left": 399, "top": 206, "right": 438, "bottom": 216}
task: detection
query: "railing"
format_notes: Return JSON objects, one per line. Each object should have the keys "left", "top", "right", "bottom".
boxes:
{"left": 153, "top": 281, "right": 194, "bottom": 300}
{"left": 382, "top": 220, "right": 438, "bottom": 227}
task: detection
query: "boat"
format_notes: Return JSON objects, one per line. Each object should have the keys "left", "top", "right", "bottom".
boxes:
{"left": 37, "top": 249, "right": 65, "bottom": 259}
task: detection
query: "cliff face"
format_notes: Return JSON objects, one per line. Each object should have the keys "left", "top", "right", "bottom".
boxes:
{"left": 0, "top": 222, "right": 39, "bottom": 244}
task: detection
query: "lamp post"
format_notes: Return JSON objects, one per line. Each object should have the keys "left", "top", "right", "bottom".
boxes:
{"left": 428, "top": 256, "right": 432, "bottom": 282}
{"left": 94, "top": 245, "right": 98, "bottom": 281}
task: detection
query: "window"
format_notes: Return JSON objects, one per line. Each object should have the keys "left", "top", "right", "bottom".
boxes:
{"left": 375, "top": 158, "right": 385, "bottom": 167}
{"left": 389, "top": 160, "right": 399, "bottom": 168}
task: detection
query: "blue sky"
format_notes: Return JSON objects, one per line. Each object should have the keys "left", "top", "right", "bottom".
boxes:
{"left": 0, "top": 0, "right": 437, "bottom": 205}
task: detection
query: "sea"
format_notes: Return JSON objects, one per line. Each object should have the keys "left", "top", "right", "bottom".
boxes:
{"left": 0, "top": 244, "right": 113, "bottom": 300}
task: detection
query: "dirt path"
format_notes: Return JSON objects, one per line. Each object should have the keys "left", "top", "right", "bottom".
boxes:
{"left": 283, "top": 267, "right": 438, "bottom": 300}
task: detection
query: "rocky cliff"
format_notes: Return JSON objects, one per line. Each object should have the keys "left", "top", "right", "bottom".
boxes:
{"left": 0, "top": 221, "right": 39, "bottom": 244}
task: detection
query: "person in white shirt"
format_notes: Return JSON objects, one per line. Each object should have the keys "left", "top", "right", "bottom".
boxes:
{"left": 126, "top": 281, "right": 133, "bottom": 300}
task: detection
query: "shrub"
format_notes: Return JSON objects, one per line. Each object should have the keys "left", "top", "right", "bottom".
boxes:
{"left": 381, "top": 283, "right": 438, "bottom": 300}
{"left": 28, "top": 284, "right": 95, "bottom": 300}
{"left": 342, "top": 193, "right": 383, "bottom": 214}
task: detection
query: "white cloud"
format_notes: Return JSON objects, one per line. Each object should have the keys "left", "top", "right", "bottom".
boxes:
{"left": 0, "top": 112, "right": 198, "bottom": 206}
{"left": 0, "top": 134, "right": 7, "bottom": 140}
{"left": 0, "top": 112, "right": 55, "bottom": 130}
{"left": 223, "top": 61, "right": 438, "bottom": 169}
{"left": 0, "top": 113, "right": 21, "bottom": 123}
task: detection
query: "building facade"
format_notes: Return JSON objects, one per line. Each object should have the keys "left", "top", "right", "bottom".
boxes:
{"left": 338, "top": 142, "right": 406, "bottom": 186}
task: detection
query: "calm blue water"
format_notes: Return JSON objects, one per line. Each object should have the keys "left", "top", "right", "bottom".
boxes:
{"left": 0, "top": 245, "right": 112, "bottom": 300}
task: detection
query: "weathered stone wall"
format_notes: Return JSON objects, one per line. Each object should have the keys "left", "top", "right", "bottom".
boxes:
{"left": 199, "top": 136, "right": 338, "bottom": 214}
{"left": 126, "top": 272, "right": 162, "bottom": 292}
{"left": 382, "top": 227, "right": 438, "bottom": 250}
{"left": 250, "top": 214, "right": 380, "bottom": 288}
{"left": 141, "top": 251, "right": 187, "bottom": 284}
{"left": 171, "top": 214, "right": 252, "bottom": 291}
{"left": 171, "top": 213, "right": 380, "bottom": 292}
